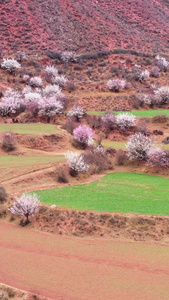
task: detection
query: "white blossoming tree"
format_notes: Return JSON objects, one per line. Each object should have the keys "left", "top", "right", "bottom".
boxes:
{"left": 116, "top": 113, "right": 136, "bottom": 130}
{"left": 9, "top": 193, "right": 40, "bottom": 224}
{"left": 126, "top": 133, "right": 154, "bottom": 161}
{"left": 65, "top": 151, "right": 90, "bottom": 176}
{"left": 67, "top": 104, "right": 86, "bottom": 121}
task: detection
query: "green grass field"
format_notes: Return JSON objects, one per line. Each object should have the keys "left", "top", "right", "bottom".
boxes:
{"left": 34, "top": 172, "right": 169, "bottom": 215}
{"left": 88, "top": 110, "right": 169, "bottom": 117}
{"left": 101, "top": 141, "right": 169, "bottom": 150}
{"left": 0, "top": 124, "right": 59, "bottom": 135}
{"left": 0, "top": 155, "right": 64, "bottom": 168}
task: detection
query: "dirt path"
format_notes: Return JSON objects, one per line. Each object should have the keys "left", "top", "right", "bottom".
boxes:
{"left": 1, "top": 221, "right": 169, "bottom": 300}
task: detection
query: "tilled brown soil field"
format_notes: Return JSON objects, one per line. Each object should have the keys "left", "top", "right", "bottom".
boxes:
{"left": 0, "top": 221, "right": 169, "bottom": 300}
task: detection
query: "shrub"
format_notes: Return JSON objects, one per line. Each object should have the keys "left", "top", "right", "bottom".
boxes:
{"left": 116, "top": 149, "right": 127, "bottom": 165}
{"left": 146, "top": 148, "right": 169, "bottom": 168}
{"left": 73, "top": 125, "right": 94, "bottom": 148}
{"left": 152, "top": 114, "right": 168, "bottom": 123}
{"left": 57, "top": 166, "right": 68, "bottom": 183}
{"left": 9, "top": 193, "right": 40, "bottom": 224}
{"left": 154, "top": 86, "right": 169, "bottom": 104}
{"left": 86, "top": 115, "right": 102, "bottom": 129}
{"left": 116, "top": 113, "right": 136, "bottom": 130}
{"left": 44, "top": 65, "right": 58, "bottom": 83}
{"left": 66, "top": 81, "right": 77, "bottom": 93}
{"left": 101, "top": 112, "right": 116, "bottom": 131}
{"left": 1, "top": 132, "right": 16, "bottom": 152}
{"left": 150, "top": 66, "right": 160, "bottom": 77}
{"left": 43, "top": 84, "right": 61, "bottom": 97}
{"left": 67, "top": 104, "right": 86, "bottom": 121}
{"left": 62, "top": 118, "right": 77, "bottom": 134}
{"left": 66, "top": 151, "right": 89, "bottom": 176}
{"left": 16, "top": 51, "right": 26, "bottom": 61}
{"left": 138, "top": 94, "right": 151, "bottom": 106}
{"left": 135, "top": 118, "right": 148, "bottom": 136}
{"left": 138, "top": 70, "right": 150, "bottom": 82}
{"left": 126, "top": 132, "right": 154, "bottom": 161}
{"left": 155, "top": 55, "right": 169, "bottom": 71}
{"left": 1, "top": 58, "right": 21, "bottom": 72}
{"left": 45, "top": 65, "right": 58, "bottom": 77}
{"left": 29, "top": 76, "right": 43, "bottom": 87}
{"left": 52, "top": 75, "right": 68, "bottom": 87}
{"left": 84, "top": 146, "right": 113, "bottom": 173}
{"left": 107, "top": 79, "right": 126, "bottom": 92}
{"left": 61, "top": 51, "right": 75, "bottom": 63}
{"left": 0, "top": 185, "right": 7, "bottom": 203}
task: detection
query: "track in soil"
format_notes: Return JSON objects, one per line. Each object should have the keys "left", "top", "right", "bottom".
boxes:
{"left": 0, "top": 221, "right": 169, "bottom": 300}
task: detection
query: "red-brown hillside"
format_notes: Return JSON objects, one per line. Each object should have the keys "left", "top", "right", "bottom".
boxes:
{"left": 0, "top": 0, "right": 169, "bottom": 54}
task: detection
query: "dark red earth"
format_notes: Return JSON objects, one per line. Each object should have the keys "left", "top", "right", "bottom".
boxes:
{"left": 0, "top": 0, "right": 169, "bottom": 54}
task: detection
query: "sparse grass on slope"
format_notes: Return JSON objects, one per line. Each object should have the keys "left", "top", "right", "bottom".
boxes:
{"left": 34, "top": 172, "right": 169, "bottom": 215}
{"left": 0, "top": 156, "right": 64, "bottom": 168}
{"left": 0, "top": 124, "right": 59, "bottom": 135}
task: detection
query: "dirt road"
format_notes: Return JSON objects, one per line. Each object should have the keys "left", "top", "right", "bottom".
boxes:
{"left": 0, "top": 221, "right": 169, "bottom": 300}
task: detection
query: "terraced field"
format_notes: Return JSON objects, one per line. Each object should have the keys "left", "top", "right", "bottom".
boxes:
{"left": 34, "top": 172, "right": 169, "bottom": 215}
{"left": 0, "top": 155, "right": 64, "bottom": 169}
{"left": 0, "top": 123, "right": 59, "bottom": 135}
{"left": 88, "top": 110, "right": 169, "bottom": 117}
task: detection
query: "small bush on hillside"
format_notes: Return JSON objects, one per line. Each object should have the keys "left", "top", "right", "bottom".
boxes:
{"left": 146, "top": 148, "right": 169, "bottom": 168}
{"left": 150, "top": 66, "right": 160, "bottom": 77}
{"left": 84, "top": 146, "right": 113, "bottom": 173}
{"left": 62, "top": 118, "right": 77, "bottom": 134}
{"left": 152, "top": 114, "right": 168, "bottom": 123}
{"left": 116, "top": 149, "right": 128, "bottom": 166}
{"left": 1, "top": 58, "right": 21, "bottom": 73}
{"left": 0, "top": 185, "right": 7, "bottom": 203}
{"left": 138, "top": 94, "right": 151, "bottom": 106}
{"left": 29, "top": 76, "right": 43, "bottom": 87}
{"left": 66, "top": 81, "right": 77, "bottom": 93}
{"left": 107, "top": 79, "right": 126, "bottom": 92}
{"left": 155, "top": 55, "right": 169, "bottom": 71}
{"left": 56, "top": 166, "right": 69, "bottom": 183}
{"left": 86, "top": 115, "right": 102, "bottom": 129}
{"left": 52, "top": 75, "right": 68, "bottom": 87}
{"left": 61, "top": 51, "right": 75, "bottom": 63}
{"left": 43, "top": 84, "right": 61, "bottom": 97}
{"left": 154, "top": 86, "right": 169, "bottom": 104}
{"left": 138, "top": 70, "right": 150, "bottom": 82}
{"left": 134, "top": 119, "right": 148, "bottom": 136}
{"left": 101, "top": 112, "right": 116, "bottom": 131}
{"left": 16, "top": 51, "right": 26, "bottom": 61}
{"left": 1, "top": 132, "right": 16, "bottom": 152}
{"left": 45, "top": 65, "right": 58, "bottom": 77}
{"left": 126, "top": 132, "right": 154, "bottom": 161}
